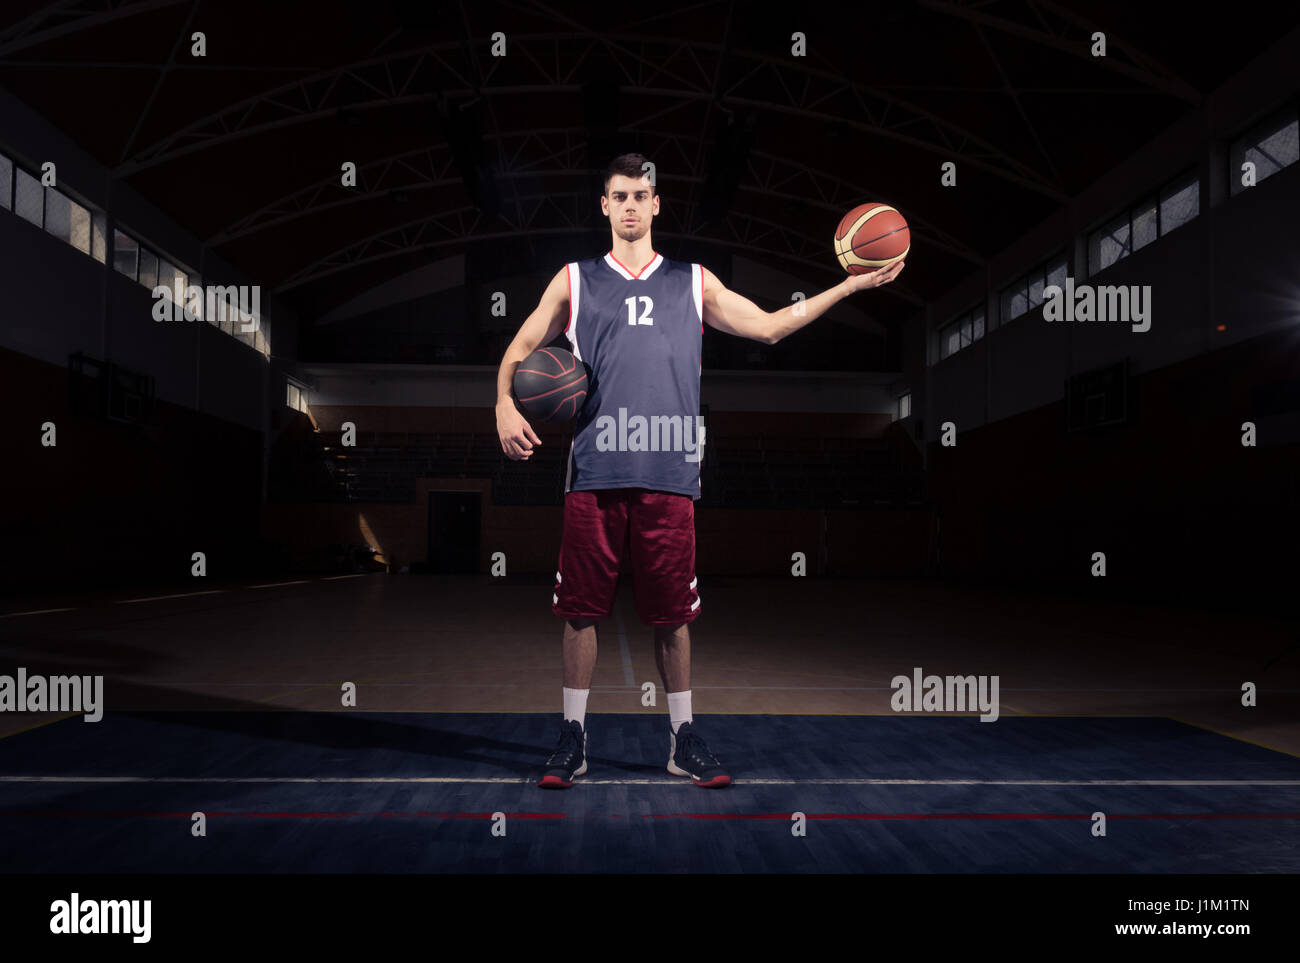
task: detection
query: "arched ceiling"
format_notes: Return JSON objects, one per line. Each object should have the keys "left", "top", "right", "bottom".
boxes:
{"left": 1, "top": 0, "right": 1294, "bottom": 338}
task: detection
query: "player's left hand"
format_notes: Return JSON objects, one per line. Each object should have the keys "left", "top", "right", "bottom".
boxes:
{"left": 843, "top": 259, "right": 904, "bottom": 293}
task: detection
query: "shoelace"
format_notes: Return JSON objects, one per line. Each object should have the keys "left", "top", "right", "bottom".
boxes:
{"left": 547, "top": 723, "right": 581, "bottom": 765}
{"left": 677, "top": 729, "right": 718, "bottom": 767}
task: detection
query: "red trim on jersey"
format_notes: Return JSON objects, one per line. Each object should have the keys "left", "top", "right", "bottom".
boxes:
{"left": 607, "top": 250, "right": 658, "bottom": 279}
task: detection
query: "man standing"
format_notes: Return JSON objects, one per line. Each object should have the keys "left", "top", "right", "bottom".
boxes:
{"left": 495, "top": 153, "right": 903, "bottom": 788}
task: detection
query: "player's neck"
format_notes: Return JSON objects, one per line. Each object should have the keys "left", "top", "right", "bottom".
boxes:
{"left": 608, "top": 234, "right": 656, "bottom": 275}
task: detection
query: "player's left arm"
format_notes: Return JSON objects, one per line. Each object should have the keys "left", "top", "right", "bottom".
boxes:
{"left": 701, "top": 261, "right": 904, "bottom": 345}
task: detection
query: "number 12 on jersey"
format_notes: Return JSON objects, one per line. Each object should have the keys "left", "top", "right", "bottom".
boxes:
{"left": 624, "top": 295, "right": 655, "bottom": 326}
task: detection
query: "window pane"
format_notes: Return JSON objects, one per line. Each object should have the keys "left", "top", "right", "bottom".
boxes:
{"left": 944, "top": 327, "right": 959, "bottom": 359}
{"left": 156, "top": 259, "right": 174, "bottom": 296}
{"left": 973, "top": 310, "right": 984, "bottom": 340}
{"left": 1160, "top": 177, "right": 1198, "bottom": 232}
{"left": 899, "top": 393, "right": 910, "bottom": 419}
{"left": 173, "top": 268, "right": 193, "bottom": 317}
{"left": 1089, "top": 215, "right": 1129, "bottom": 274}
{"left": 236, "top": 304, "right": 256, "bottom": 345}
{"left": 43, "top": 188, "right": 90, "bottom": 253}
{"left": 1028, "top": 274, "right": 1045, "bottom": 309}
{"left": 113, "top": 230, "right": 138, "bottom": 279}
{"left": 0, "top": 154, "right": 11, "bottom": 210}
{"left": 138, "top": 249, "right": 158, "bottom": 289}
{"left": 1002, "top": 282, "right": 1027, "bottom": 322}
{"left": 69, "top": 199, "right": 90, "bottom": 254}
{"left": 1132, "top": 200, "right": 1158, "bottom": 251}
{"left": 959, "top": 315, "right": 972, "bottom": 347}
{"left": 15, "top": 167, "right": 42, "bottom": 226}
{"left": 44, "top": 187, "right": 71, "bottom": 243}
{"left": 1047, "top": 259, "right": 1067, "bottom": 292}
{"left": 287, "top": 384, "right": 299, "bottom": 409}
{"left": 91, "top": 212, "right": 107, "bottom": 263}
{"left": 1240, "top": 118, "right": 1299, "bottom": 190}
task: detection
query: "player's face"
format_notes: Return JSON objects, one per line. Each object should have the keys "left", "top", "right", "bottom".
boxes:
{"left": 602, "top": 174, "right": 659, "bottom": 242}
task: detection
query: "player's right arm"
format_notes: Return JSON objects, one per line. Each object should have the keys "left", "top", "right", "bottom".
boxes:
{"left": 495, "top": 266, "right": 570, "bottom": 461}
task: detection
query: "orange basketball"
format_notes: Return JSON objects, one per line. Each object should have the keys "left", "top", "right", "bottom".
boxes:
{"left": 834, "top": 202, "right": 909, "bottom": 274}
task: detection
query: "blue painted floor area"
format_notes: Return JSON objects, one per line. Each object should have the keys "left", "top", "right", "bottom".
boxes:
{"left": 2, "top": 713, "right": 1298, "bottom": 872}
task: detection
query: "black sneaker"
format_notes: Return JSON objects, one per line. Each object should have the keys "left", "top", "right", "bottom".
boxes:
{"left": 667, "top": 721, "right": 731, "bottom": 788}
{"left": 538, "top": 718, "right": 587, "bottom": 788}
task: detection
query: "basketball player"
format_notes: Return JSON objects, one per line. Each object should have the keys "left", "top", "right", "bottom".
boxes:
{"left": 495, "top": 153, "right": 903, "bottom": 789}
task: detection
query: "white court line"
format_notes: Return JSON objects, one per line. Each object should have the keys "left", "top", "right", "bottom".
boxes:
{"left": 248, "top": 580, "right": 312, "bottom": 589}
{"left": 0, "top": 608, "right": 77, "bottom": 618}
{"left": 1, "top": 777, "right": 1298, "bottom": 786}
{"left": 116, "top": 590, "right": 227, "bottom": 604}
{"left": 320, "top": 574, "right": 374, "bottom": 581}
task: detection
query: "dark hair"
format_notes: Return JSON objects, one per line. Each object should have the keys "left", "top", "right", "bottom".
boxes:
{"left": 603, "top": 153, "right": 657, "bottom": 196}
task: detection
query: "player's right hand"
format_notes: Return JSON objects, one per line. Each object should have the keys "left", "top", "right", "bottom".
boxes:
{"left": 498, "top": 402, "right": 543, "bottom": 461}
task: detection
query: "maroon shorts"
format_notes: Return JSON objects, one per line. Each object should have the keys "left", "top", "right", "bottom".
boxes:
{"left": 552, "top": 488, "right": 700, "bottom": 626}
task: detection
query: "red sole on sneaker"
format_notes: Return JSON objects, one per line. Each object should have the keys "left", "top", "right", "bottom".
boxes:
{"left": 537, "top": 775, "right": 573, "bottom": 788}
{"left": 693, "top": 775, "right": 732, "bottom": 788}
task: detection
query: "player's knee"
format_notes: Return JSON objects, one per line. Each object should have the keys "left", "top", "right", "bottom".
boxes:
{"left": 567, "top": 617, "right": 600, "bottom": 630}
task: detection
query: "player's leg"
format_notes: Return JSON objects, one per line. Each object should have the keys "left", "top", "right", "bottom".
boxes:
{"left": 629, "top": 490, "right": 729, "bottom": 788}
{"left": 541, "top": 490, "right": 628, "bottom": 788}
{"left": 563, "top": 616, "right": 599, "bottom": 691}
{"left": 653, "top": 621, "right": 689, "bottom": 693}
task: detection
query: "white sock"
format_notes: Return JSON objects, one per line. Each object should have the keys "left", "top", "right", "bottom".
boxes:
{"left": 563, "top": 686, "right": 589, "bottom": 731}
{"left": 668, "top": 690, "right": 692, "bottom": 734}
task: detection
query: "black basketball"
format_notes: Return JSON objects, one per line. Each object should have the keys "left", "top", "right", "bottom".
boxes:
{"left": 513, "top": 347, "right": 589, "bottom": 422}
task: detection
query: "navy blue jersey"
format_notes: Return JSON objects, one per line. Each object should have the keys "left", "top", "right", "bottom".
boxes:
{"left": 562, "top": 251, "right": 705, "bottom": 499}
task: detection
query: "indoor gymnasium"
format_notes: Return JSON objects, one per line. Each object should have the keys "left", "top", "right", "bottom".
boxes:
{"left": 0, "top": 0, "right": 1297, "bottom": 942}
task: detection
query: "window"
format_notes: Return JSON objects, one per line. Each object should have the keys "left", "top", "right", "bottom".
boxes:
{"left": 999, "top": 255, "right": 1067, "bottom": 325}
{"left": 15, "top": 166, "right": 42, "bottom": 227}
{"left": 44, "top": 187, "right": 91, "bottom": 255}
{"left": 220, "top": 291, "right": 235, "bottom": 335}
{"left": 1230, "top": 106, "right": 1299, "bottom": 196}
{"left": 113, "top": 230, "right": 138, "bottom": 279}
{"left": 1089, "top": 212, "right": 1129, "bottom": 275}
{"left": 898, "top": 392, "right": 911, "bottom": 420}
{"left": 1046, "top": 259, "right": 1067, "bottom": 295}
{"left": 138, "top": 248, "right": 158, "bottom": 289}
{"left": 168, "top": 264, "right": 194, "bottom": 318}
{"left": 940, "top": 305, "right": 985, "bottom": 360}
{"left": 287, "top": 383, "right": 307, "bottom": 411}
{"left": 3, "top": 159, "right": 105, "bottom": 261}
{"left": 1160, "top": 176, "right": 1198, "bottom": 232}
{"left": 206, "top": 290, "right": 223, "bottom": 327}
{"left": 1088, "top": 170, "right": 1200, "bottom": 275}
{"left": 1131, "top": 199, "right": 1158, "bottom": 253}
{"left": 91, "top": 212, "right": 107, "bottom": 263}
{"left": 236, "top": 305, "right": 257, "bottom": 346}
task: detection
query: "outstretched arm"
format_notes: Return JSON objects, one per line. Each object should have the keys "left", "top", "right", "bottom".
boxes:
{"left": 701, "top": 261, "right": 904, "bottom": 344}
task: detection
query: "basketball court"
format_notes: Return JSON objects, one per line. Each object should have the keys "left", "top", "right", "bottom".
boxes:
{"left": 3, "top": 571, "right": 1297, "bottom": 873}
{"left": 0, "top": 1, "right": 1298, "bottom": 941}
